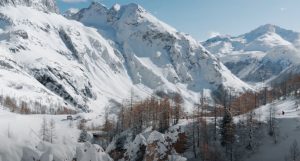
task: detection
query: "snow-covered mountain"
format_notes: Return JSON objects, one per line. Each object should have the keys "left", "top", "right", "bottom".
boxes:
{"left": 202, "top": 24, "right": 300, "bottom": 83}
{"left": 63, "top": 8, "right": 79, "bottom": 19}
{"left": 69, "top": 2, "right": 251, "bottom": 99}
{"left": 0, "top": 1, "right": 251, "bottom": 114}
{"left": 0, "top": 4, "right": 139, "bottom": 112}
{"left": 0, "top": 0, "right": 59, "bottom": 13}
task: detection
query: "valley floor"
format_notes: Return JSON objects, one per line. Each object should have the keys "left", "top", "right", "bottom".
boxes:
{"left": 1, "top": 97, "right": 300, "bottom": 161}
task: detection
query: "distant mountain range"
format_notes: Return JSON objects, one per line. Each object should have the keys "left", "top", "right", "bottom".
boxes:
{"left": 202, "top": 24, "right": 300, "bottom": 83}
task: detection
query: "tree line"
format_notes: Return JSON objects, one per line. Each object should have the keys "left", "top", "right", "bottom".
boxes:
{"left": 99, "top": 93, "right": 185, "bottom": 141}
{"left": 0, "top": 95, "right": 77, "bottom": 115}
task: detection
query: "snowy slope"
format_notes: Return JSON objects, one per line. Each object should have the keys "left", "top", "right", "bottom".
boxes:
{"left": 0, "top": 0, "right": 59, "bottom": 13}
{"left": 202, "top": 24, "right": 300, "bottom": 83}
{"left": 70, "top": 3, "right": 252, "bottom": 99}
{"left": 241, "top": 98, "right": 300, "bottom": 161}
{"left": 0, "top": 1, "right": 252, "bottom": 114}
{"left": 0, "top": 108, "right": 112, "bottom": 161}
{"left": 0, "top": 5, "right": 138, "bottom": 112}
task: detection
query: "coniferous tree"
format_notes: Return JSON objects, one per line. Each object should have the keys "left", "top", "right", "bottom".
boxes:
{"left": 78, "top": 118, "right": 89, "bottom": 142}
{"left": 40, "top": 117, "right": 50, "bottom": 142}
{"left": 246, "top": 110, "right": 254, "bottom": 151}
{"left": 78, "top": 129, "right": 89, "bottom": 142}
{"left": 267, "top": 103, "right": 280, "bottom": 144}
{"left": 213, "top": 104, "right": 218, "bottom": 141}
{"left": 220, "top": 109, "right": 235, "bottom": 146}
{"left": 191, "top": 106, "right": 197, "bottom": 158}
{"left": 173, "top": 94, "right": 183, "bottom": 125}
{"left": 220, "top": 109, "right": 235, "bottom": 160}
{"left": 103, "top": 107, "right": 116, "bottom": 141}
{"left": 49, "top": 118, "right": 56, "bottom": 143}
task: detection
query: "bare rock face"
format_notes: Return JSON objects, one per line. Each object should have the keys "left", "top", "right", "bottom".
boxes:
{"left": 0, "top": 0, "right": 59, "bottom": 13}
{"left": 145, "top": 131, "right": 170, "bottom": 161}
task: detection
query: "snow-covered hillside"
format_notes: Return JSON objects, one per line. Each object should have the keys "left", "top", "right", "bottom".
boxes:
{"left": 244, "top": 98, "right": 300, "bottom": 161}
{"left": 70, "top": 2, "right": 251, "bottom": 100}
{"left": 0, "top": 5, "right": 136, "bottom": 112}
{"left": 0, "top": 1, "right": 251, "bottom": 113}
{"left": 0, "top": 0, "right": 59, "bottom": 13}
{"left": 0, "top": 107, "right": 113, "bottom": 161}
{"left": 203, "top": 24, "right": 300, "bottom": 83}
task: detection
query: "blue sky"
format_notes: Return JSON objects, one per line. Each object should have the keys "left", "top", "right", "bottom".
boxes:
{"left": 57, "top": 0, "right": 300, "bottom": 40}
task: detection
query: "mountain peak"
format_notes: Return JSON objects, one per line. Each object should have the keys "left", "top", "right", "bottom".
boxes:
{"left": 63, "top": 8, "right": 79, "bottom": 18}
{"left": 243, "top": 24, "right": 299, "bottom": 43}
{"left": 120, "top": 3, "right": 146, "bottom": 15}
{"left": 89, "top": 1, "right": 107, "bottom": 9}
{"left": 0, "top": 0, "right": 59, "bottom": 13}
{"left": 86, "top": 1, "right": 108, "bottom": 14}
{"left": 243, "top": 24, "right": 278, "bottom": 42}
{"left": 124, "top": 3, "right": 143, "bottom": 10}
{"left": 254, "top": 24, "right": 277, "bottom": 33}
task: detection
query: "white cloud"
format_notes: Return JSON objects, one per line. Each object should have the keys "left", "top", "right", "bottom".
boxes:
{"left": 280, "top": 7, "right": 287, "bottom": 12}
{"left": 61, "top": 0, "right": 87, "bottom": 3}
{"left": 208, "top": 31, "right": 221, "bottom": 38}
{"left": 68, "top": 8, "right": 79, "bottom": 12}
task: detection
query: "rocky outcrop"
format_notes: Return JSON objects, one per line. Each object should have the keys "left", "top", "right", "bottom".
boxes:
{"left": 107, "top": 126, "right": 188, "bottom": 161}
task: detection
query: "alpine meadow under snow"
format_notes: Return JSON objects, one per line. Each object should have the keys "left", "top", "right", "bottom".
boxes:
{"left": 1, "top": 0, "right": 300, "bottom": 161}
